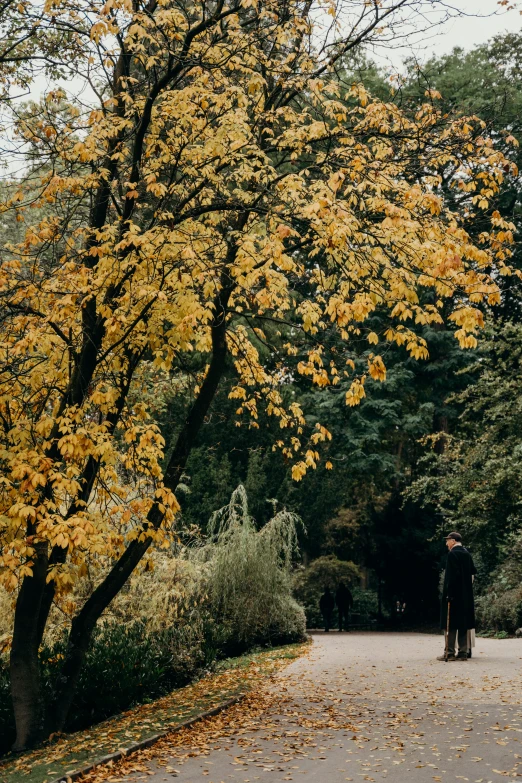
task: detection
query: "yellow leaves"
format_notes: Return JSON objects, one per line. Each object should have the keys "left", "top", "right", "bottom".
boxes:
{"left": 146, "top": 180, "right": 167, "bottom": 198}
{"left": 289, "top": 402, "right": 306, "bottom": 426}
{"left": 297, "top": 301, "right": 323, "bottom": 334}
{"left": 0, "top": 0, "right": 517, "bottom": 599}
{"left": 408, "top": 342, "right": 429, "bottom": 361}
{"left": 344, "top": 83, "right": 369, "bottom": 107}
{"left": 229, "top": 385, "right": 247, "bottom": 401}
{"left": 155, "top": 486, "right": 181, "bottom": 516}
{"left": 455, "top": 331, "right": 478, "bottom": 349}
{"left": 12, "top": 504, "right": 37, "bottom": 521}
{"left": 328, "top": 171, "right": 345, "bottom": 194}
{"left": 276, "top": 224, "right": 293, "bottom": 240}
{"left": 367, "top": 355, "right": 386, "bottom": 383}
{"left": 310, "top": 424, "right": 332, "bottom": 445}
{"left": 449, "top": 305, "right": 484, "bottom": 337}
{"left": 30, "top": 473, "right": 47, "bottom": 489}
{"left": 291, "top": 461, "right": 307, "bottom": 482}
{"left": 383, "top": 326, "right": 429, "bottom": 360}
{"left": 247, "top": 73, "right": 265, "bottom": 94}
{"left": 390, "top": 301, "right": 413, "bottom": 322}
{"left": 58, "top": 431, "right": 95, "bottom": 461}
{"left": 346, "top": 378, "right": 366, "bottom": 407}
{"left": 298, "top": 348, "right": 333, "bottom": 387}
{"left": 52, "top": 532, "right": 70, "bottom": 549}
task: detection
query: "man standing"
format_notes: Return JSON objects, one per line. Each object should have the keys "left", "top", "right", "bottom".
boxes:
{"left": 336, "top": 582, "right": 354, "bottom": 632}
{"left": 438, "top": 532, "right": 477, "bottom": 661}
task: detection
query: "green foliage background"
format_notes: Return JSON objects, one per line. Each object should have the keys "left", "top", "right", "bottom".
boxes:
{"left": 155, "top": 33, "right": 522, "bottom": 631}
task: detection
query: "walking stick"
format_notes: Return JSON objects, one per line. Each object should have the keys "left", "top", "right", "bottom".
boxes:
{"left": 444, "top": 601, "right": 451, "bottom": 662}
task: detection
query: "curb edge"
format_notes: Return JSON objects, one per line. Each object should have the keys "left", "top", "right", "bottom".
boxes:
{"left": 49, "top": 693, "right": 246, "bottom": 783}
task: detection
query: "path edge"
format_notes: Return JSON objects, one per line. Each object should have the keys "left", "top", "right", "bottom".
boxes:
{"left": 50, "top": 693, "right": 246, "bottom": 783}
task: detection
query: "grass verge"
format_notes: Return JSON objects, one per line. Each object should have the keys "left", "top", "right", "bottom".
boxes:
{"left": 0, "top": 643, "right": 307, "bottom": 783}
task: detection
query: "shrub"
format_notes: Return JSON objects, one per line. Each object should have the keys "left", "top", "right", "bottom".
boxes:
{"left": 474, "top": 532, "right": 522, "bottom": 634}
{"left": 475, "top": 585, "right": 522, "bottom": 634}
{"left": 0, "top": 618, "right": 210, "bottom": 755}
{"left": 351, "top": 586, "right": 379, "bottom": 620}
{"left": 54, "top": 623, "right": 192, "bottom": 731}
{"left": 108, "top": 555, "right": 207, "bottom": 633}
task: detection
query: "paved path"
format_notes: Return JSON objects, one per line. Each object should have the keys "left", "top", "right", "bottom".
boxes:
{"left": 112, "top": 633, "right": 522, "bottom": 783}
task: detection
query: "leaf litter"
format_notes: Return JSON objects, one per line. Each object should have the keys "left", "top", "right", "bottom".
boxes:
{"left": 77, "top": 634, "right": 522, "bottom": 783}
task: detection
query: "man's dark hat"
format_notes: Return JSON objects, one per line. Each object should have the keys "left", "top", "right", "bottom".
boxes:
{"left": 445, "top": 531, "right": 462, "bottom": 542}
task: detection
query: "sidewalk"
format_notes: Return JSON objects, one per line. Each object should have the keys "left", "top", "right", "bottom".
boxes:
{"left": 73, "top": 632, "right": 522, "bottom": 783}
{"left": 0, "top": 643, "right": 307, "bottom": 783}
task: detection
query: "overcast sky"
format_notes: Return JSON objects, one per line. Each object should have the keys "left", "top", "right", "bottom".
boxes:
{"left": 375, "top": 0, "right": 522, "bottom": 69}
{"left": 429, "top": 0, "right": 519, "bottom": 51}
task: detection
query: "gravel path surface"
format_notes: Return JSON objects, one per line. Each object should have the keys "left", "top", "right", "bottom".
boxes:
{"left": 113, "top": 632, "right": 522, "bottom": 783}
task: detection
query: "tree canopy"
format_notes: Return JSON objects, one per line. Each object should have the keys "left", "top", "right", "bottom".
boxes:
{"left": 0, "top": 0, "right": 519, "bottom": 751}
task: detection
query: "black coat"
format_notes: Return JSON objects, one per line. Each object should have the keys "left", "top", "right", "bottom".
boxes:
{"left": 440, "top": 545, "right": 476, "bottom": 630}
{"left": 320, "top": 590, "right": 335, "bottom": 613}
{"left": 336, "top": 585, "right": 353, "bottom": 610}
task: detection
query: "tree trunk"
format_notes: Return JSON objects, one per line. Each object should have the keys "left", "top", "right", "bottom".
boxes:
{"left": 44, "top": 291, "right": 231, "bottom": 735}
{"left": 9, "top": 351, "right": 143, "bottom": 749}
{"left": 44, "top": 533, "right": 155, "bottom": 734}
{"left": 10, "top": 542, "right": 49, "bottom": 751}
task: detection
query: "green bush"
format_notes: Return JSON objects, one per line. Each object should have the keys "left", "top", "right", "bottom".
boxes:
{"left": 56, "top": 623, "right": 184, "bottom": 731}
{"left": 266, "top": 594, "right": 308, "bottom": 646}
{"left": 475, "top": 585, "right": 522, "bottom": 634}
{"left": 0, "top": 619, "right": 210, "bottom": 756}
{"left": 351, "top": 586, "right": 379, "bottom": 620}
{"left": 473, "top": 532, "right": 522, "bottom": 635}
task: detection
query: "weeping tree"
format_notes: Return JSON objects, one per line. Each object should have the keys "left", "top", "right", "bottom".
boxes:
{"left": 200, "top": 485, "right": 305, "bottom": 647}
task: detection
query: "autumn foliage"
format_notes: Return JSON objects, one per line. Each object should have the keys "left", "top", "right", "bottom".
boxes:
{"left": 0, "top": 0, "right": 516, "bottom": 751}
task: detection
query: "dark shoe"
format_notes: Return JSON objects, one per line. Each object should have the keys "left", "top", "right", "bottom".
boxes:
{"left": 436, "top": 654, "right": 456, "bottom": 661}
{"left": 456, "top": 653, "right": 468, "bottom": 661}
{"left": 467, "top": 650, "right": 472, "bottom": 658}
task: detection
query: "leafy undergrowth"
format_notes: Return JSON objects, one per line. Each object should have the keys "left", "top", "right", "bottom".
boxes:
{"left": 0, "top": 643, "right": 308, "bottom": 783}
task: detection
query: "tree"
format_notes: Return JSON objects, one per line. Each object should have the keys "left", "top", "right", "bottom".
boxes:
{"left": 0, "top": 0, "right": 515, "bottom": 750}
{"left": 397, "top": 34, "right": 522, "bottom": 318}
{"left": 408, "top": 321, "right": 522, "bottom": 572}
{"left": 198, "top": 484, "right": 305, "bottom": 648}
